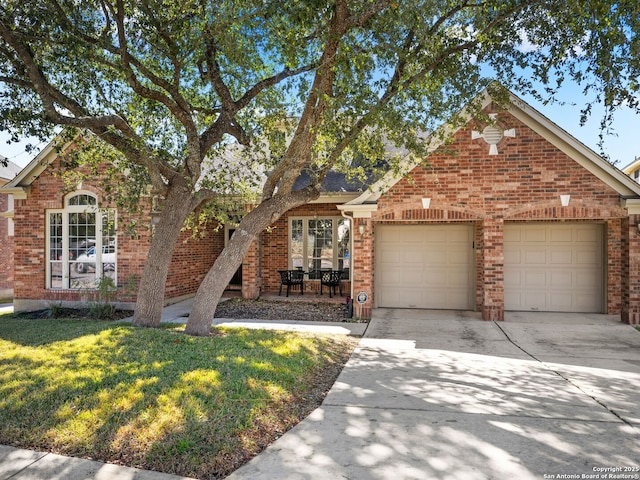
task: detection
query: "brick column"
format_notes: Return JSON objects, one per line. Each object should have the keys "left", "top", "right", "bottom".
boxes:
{"left": 622, "top": 216, "right": 640, "bottom": 324}
{"left": 482, "top": 217, "right": 504, "bottom": 321}
{"left": 352, "top": 218, "right": 373, "bottom": 319}
{"left": 242, "top": 239, "right": 260, "bottom": 299}
{"left": 606, "top": 219, "right": 622, "bottom": 314}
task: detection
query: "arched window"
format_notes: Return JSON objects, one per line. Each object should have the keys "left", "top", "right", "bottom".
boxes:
{"left": 47, "top": 192, "right": 116, "bottom": 289}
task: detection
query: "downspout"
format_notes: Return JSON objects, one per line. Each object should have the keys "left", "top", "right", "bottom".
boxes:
{"left": 341, "top": 210, "right": 355, "bottom": 316}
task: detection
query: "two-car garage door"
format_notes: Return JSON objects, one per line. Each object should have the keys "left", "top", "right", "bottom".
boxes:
{"left": 375, "top": 223, "right": 604, "bottom": 313}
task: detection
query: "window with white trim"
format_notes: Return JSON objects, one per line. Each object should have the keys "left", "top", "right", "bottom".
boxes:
{"left": 289, "top": 217, "right": 350, "bottom": 280}
{"left": 47, "top": 192, "right": 116, "bottom": 289}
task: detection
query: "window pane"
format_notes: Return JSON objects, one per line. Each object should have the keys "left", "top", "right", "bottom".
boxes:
{"left": 49, "top": 212, "right": 63, "bottom": 261}
{"left": 49, "top": 212, "right": 63, "bottom": 288}
{"left": 68, "top": 194, "right": 97, "bottom": 206}
{"left": 102, "top": 211, "right": 116, "bottom": 281}
{"left": 70, "top": 258, "right": 96, "bottom": 288}
{"left": 337, "top": 218, "right": 350, "bottom": 280}
{"left": 308, "top": 219, "right": 332, "bottom": 276}
{"left": 291, "top": 219, "right": 303, "bottom": 269}
{"left": 69, "top": 212, "right": 96, "bottom": 288}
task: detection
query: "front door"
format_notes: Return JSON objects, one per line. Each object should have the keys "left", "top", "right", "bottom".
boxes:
{"left": 227, "top": 228, "right": 242, "bottom": 290}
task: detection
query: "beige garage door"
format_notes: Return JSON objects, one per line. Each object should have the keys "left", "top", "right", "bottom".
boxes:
{"left": 504, "top": 223, "right": 603, "bottom": 313}
{"left": 376, "top": 224, "right": 474, "bottom": 309}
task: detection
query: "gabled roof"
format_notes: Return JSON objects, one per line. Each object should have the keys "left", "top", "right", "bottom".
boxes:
{"left": 0, "top": 139, "right": 61, "bottom": 199}
{"left": 0, "top": 156, "right": 22, "bottom": 184}
{"left": 622, "top": 157, "right": 640, "bottom": 176}
{"left": 0, "top": 134, "right": 362, "bottom": 203}
{"left": 339, "top": 88, "right": 640, "bottom": 215}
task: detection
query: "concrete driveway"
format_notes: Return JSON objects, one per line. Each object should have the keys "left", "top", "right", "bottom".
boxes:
{"left": 227, "top": 309, "right": 640, "bottom": 480}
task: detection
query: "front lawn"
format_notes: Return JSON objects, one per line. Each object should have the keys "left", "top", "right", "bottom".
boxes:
{"left": 0, "top": 315, "right": 357, "bottom": 479}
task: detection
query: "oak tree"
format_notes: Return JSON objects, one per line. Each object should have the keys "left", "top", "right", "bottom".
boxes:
{"left": 0, "top": 0, "right": 637, "bottom": 335}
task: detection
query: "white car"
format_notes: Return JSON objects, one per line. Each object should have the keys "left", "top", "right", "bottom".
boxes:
{"left": 75, "top": 246, "right": 116, "bottom": 273}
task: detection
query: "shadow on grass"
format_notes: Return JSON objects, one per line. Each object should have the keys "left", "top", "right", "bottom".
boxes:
{"left": 0, "top": 316, "right": 355, "bottom": 479}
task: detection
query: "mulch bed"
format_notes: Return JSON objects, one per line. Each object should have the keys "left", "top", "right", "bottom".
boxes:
{"left": 215, "top": 298, "right": 365, "bottom": 323}
{"left": 10, "top": 298, "right": 366, "bottom": 324}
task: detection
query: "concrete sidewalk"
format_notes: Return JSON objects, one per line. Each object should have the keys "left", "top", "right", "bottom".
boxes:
{"left": 0, "top": 446, "right": 195, "bottom": 480}
{"left": 226, "top": 310, "right": 640, "bottom": 479}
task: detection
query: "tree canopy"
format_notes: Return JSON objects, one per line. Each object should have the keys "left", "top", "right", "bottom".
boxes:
{"left": 0, "top": 0, "right": 638, "bottom": 334}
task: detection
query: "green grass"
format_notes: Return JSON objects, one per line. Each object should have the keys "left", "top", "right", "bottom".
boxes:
{"left": 0, "top": 315, "right": 357, "bottom": 479}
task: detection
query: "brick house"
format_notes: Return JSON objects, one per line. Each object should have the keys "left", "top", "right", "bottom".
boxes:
{"left": 3, "top": 88, "right": 640, "bottom": 324}
{"left": 622, "top": 157, "right": 640, "bottom": 183}
{"left": 0, "top": 156, "right": 21, "bottom": 299}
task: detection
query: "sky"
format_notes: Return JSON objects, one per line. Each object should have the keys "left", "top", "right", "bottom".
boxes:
{"left": 1, "top": 83, "right": 638, "bottom": 170}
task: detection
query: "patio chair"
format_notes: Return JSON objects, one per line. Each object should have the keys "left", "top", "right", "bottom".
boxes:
{"left": 278, "top": 270, "right": 304, "bottom": 297}
{"left": 320, "top": 270, "right": 343, "bottom": 298}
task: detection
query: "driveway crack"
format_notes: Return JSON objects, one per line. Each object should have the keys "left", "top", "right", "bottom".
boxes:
{"left": 492, "top": 321, "right": 634, "bottom": 429}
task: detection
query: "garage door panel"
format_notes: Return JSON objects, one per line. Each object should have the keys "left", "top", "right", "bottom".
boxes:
{"left": 524, "top": 271, "right": 546, "bottom": 287}
{"left": 504, "top": 228, "right": 521, "bottom": 242}
{"left": 504, "top": 270, "right": 521, "bottom": 285}
{"left": 405, "top": 227, "right": 427, "bottom": 242}
{"left": 524, "top": 250, "right": 547, "bottom": 264}
{"left": 550, "top": 228, "right": 573, "bottom": 242}
{"left": 504, "top": 292, "right": 521, "bottom": 310}
{"left": 424, "top": 250, "right": 445, "bottom": 264}
{"left": 577, "top": 275, "right": 600, "bottom": 288}
{"left": 524, "top": 228, "right": 547, "bottom": 242}
{"left": 403, "top": 267, "right": 425, "bottom": 284}
{"left": 376, "top": 225, "right": 473, "bottom": 309}
{"left": 576, "top": 228, "right": 599, "bottom": 242}
{"left": 576, "top": 250, "right": 599, "bottom": 265}
{"left": 504, "top": 223, "right": 603, "bottom": 313}
{"left": 549, "top": 271, "right": 572, "bottom": 286}
{"left": 550, "top": 249, "right": 572, "bottom": 264}
{"left": 549, "top": 292, "right": 572, "bottom": 309}
{"left": 524, "top": 291, "right": 547, "bottom": 308}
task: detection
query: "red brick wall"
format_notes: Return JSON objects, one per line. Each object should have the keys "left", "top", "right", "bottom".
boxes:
{"left": 353, "top": 218, "right": 373, "bottom": 318}
{"left": 12, "top": 159, "right": 223, "bottom": 310}
{"left": 622, "top": 215, "right": 640, "bottom": 324}
{"left": 0, "top": 192, "right": 13, "bottom": 296}
{"left": 373, "top": 106, "right": 628, "bottom": 318}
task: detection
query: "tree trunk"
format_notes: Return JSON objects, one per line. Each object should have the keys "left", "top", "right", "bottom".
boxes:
{"left": 185, "top": 191, "right": 315, "bottom": 336}
{"left": 132, "top": 180, "right": 196, "bottom": 328}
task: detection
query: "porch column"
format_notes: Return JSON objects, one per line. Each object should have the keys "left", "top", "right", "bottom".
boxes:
{"left": 242, "top": 238, "right": 260, "bottom": 299}
{"left": 482, "top": 217, "right": 505, "bottom": 321}
{"left": 622, "top": 215, "right": 640, "bottom": 324}
{"left": 352, "top": 217, "right": 373, "bottom": 319}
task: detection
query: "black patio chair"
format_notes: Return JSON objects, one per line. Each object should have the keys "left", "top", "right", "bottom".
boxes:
{"left": 278, "top": 270, "right": 304, "bottom": 297}
{"left": 320, "top": 270, "right": 343, "bottom": 298}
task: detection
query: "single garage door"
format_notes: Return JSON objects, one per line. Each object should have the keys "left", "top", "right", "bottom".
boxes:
{"left": 504, "top": 223, "right": 603, "bottom": 313}
{"left": 376, "top": 224, "right": 474, "bottom": 309}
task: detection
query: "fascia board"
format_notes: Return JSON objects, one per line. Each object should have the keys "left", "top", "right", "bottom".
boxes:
{"left": 310, "top": 192, "right": 360, "bottom": 204}
{"left": 337, "top": 202, "right": 378, "bottom": 218}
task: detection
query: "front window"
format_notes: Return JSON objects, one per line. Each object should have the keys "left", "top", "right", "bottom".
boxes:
{"left": 47, "top": 192, "right": 116, "bottom": 289}
{"left": 289, "top": 217, "right": 350, "bottom": 280}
